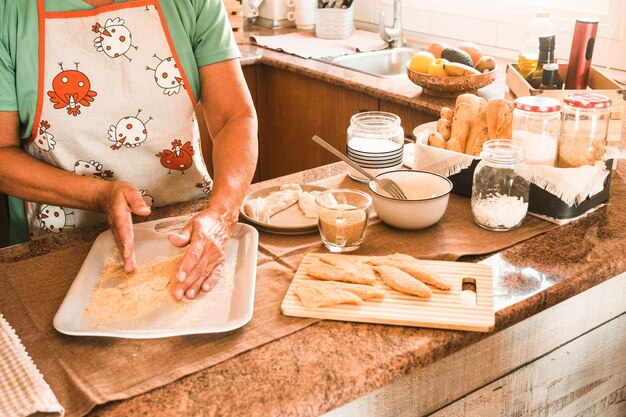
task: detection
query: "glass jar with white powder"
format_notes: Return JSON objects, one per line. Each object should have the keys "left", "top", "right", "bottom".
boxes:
{"left": 471, "top": 139, "right": 530, "bottom": 231}
{"left": 512, "top": 96, "right": 561, "bottom": 166}
{"left": 346, "top": 111, "right": 404, "bottom": 182}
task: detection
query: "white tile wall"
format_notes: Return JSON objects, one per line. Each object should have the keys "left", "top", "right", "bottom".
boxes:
{"left": 354, "top": 0, "right": 626, "bottom": 71}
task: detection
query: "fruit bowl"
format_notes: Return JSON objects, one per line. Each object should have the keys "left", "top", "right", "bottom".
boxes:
{"left": 406, "top": 63, "right": 497, "bottom": 97}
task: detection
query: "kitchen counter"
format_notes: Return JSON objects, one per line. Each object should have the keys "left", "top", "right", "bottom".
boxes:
{"left": 235, "top": 26, "right": 507, "bottom": 119}
{"left": 2, "top": 27, "right": 625, "bottom": 417}
{"left": 2, "top": 160, "right": 626, "bottom": 416}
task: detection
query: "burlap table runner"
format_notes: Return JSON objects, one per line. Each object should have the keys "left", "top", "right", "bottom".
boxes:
{"left": 258, "top": 173, "right": 559, "bottom": 261}
{"left": 0, "top": 173, "right": 558, "bottom": 416}
{"left": 0, "top": 243, "right": 315, "bottom": 417}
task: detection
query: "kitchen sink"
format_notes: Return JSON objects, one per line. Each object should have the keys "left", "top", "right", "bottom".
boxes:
{"left": 318, "top": 47, "right": 417, "bottom": 78}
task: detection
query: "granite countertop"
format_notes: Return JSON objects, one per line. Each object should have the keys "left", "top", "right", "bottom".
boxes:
{"left": 235, "top": 25, "right": 508, "bottom": 118}
{"left": 2, "top": 26, "right": 625, "bottom": 417}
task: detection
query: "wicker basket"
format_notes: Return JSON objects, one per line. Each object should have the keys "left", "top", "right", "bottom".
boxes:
{"left": 315, "top": 6, "right": 354, "bottom": 40}
{"left": 406, "top": 63, "right": 497, "bottom": 97}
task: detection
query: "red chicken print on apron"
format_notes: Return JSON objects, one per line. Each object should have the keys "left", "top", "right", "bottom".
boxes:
{"left": 92, "top": 17, "right": 137, "bottom": 62}
{"left": 47, "top": 63, "right": 97, "bottom": 116}
{"left": 33, "top": 120, "right": 56, "bottom": 153}
{"left": 156, "top": 140, "right": 194, "bottom": 174}
{"left": 108, "top": 109, "right": 153, "bottom": 150}
{"left": 146, "top": 54, "right": 185, "bottom": 95}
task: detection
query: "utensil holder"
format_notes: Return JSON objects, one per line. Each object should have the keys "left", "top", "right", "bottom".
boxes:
{"left": 315, "top": 6, "right": 354, "bottom": 39}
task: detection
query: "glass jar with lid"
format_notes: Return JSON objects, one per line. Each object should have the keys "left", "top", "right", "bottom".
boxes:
{"left": 512, "top": 96, "right": 561, "bottom": 166}
{"left": 346, "top": 111, "right": 404, "bottom": 182}
{"left": 471, "top": 139, "right": 530, "bottom": 231}
{"left": 557, "top": 93, "right": 612, "bottom": 168}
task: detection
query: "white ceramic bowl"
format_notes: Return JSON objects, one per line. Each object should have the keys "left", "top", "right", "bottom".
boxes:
{"left": 368, "top": 170, "right": 453, "bottom": 230}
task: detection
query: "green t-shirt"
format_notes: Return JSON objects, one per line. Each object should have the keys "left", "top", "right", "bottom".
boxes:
{"left": 0, "top": 0, "right": 240, "bottom": 244}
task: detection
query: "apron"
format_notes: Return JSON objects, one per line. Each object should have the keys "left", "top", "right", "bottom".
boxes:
{"left": 26, "top": 0, "right": 212, "bottom": 238}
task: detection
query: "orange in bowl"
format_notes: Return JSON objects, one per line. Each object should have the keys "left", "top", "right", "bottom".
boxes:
{"left": 427, "top": 42, "right": 450, "bottom": 59}
{"left": 457, "top": 42, "right": 482, "bottom": 65}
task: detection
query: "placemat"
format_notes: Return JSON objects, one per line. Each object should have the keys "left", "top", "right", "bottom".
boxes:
{"left": 251, "top": 30, "right": 387, "bottom": 59}
{"left": 256, "top": 173, "right": 559, "bottom": 261}
{"left": 0, "top": 243, "right": 315, "bottom": 417}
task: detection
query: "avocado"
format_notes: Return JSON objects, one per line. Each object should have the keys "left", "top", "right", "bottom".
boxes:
{"left": 441, "top": 47, "right": 474, "bottom": 67}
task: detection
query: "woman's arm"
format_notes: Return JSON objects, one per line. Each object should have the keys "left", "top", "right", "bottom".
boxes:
{"left": 0, "top": 111, "right": 151, "bottom": 271}
{"left": 169, "top": 59, "right": 258, "bottom": 300}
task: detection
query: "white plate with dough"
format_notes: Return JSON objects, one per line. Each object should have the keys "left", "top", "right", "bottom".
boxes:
{"left": 240, "top": 184, "right": 327, "bottom": 235}
{"left": 53, "top": 217, "right": 258, "bottom": 339}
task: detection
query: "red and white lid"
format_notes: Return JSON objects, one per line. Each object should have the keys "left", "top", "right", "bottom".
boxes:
{"left": 514, "top": 96, "right": 561, "bottom": 112}
{"left": 564, "top": 93, "right": 612, "bottom": 109}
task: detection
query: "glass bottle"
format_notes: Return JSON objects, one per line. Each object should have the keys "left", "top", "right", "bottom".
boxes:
{"left": 526, "top": 35, "right": 558, "bottom": 89}
{"left": 511, "top": 96, "right": 561, "bottom": 166}
{"left": 557, "top": 93, "right": 612, "bottom": 168}
{"left": 346, "top": 111, "right": 404, "bottom": 183}
{"left": 518, "top": 12, "right": 556, "bottom": 78}
{"left": 471, "top": 139, "right": 530, "bottom": 231}
{"left": 539, "top": 63, "right": 562, "bottom": 90}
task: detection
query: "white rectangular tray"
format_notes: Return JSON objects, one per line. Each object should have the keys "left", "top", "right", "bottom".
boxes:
{"left": 53, "top": 218, "right": 258, "bottom": 339}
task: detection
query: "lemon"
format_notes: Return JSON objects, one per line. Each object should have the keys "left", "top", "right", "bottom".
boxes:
{"left": 408, "top": 51, "right": 435, "bottom": 74}
{"left": 428, "top": 58, "right": 449, "bottom": 76}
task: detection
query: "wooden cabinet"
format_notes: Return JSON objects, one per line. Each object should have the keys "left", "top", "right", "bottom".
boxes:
{"left": 256, "top": 66, "right": 378, "bottom": 181}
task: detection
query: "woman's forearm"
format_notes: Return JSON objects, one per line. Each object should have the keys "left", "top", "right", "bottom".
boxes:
{"left": 0, "top": 146, "right": 106, "bottom": 210}
{"left": 199, "top": 60, "right": 258, "bottom": 218}
{"left": 208, "top": 114, "right": 258, "bottom": 216}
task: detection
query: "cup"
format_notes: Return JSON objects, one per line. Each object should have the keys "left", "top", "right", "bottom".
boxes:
{"left": 315, "top": 189, "right": 372, "bottom": 252}
{"left": 286, "top": 0, "right": 316, "bottom": 29}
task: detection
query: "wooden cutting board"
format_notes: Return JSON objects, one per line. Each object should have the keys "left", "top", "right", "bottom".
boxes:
{"left": 281, "top": 253, "right": 495, "bottom": 332}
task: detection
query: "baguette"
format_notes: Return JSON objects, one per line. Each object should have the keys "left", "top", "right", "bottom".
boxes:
{"left": 436, "top": 118, "right": 452, "bottom": 140}
{"left": 455, "top": 93, "right": 476, "bottom": 107}
{"left": 428, "top": 131, "right": 447, "bottom": 149}
{"left": 465, "top": 97, "right": 488, "bottom": 156}
{"left": 440, "top": 107, "right": 453, "bottom": 121}
{"left": 446, "top": 137, "right": 464, "bottom": 153}
{"left": 449, "top": 102, "right": 473, "bottom": 153}
{"left": 495, "top": 99, "right": 514, "bottom": 139}
{"left": 486, "top": 98, "right": 514, "bottom": 140}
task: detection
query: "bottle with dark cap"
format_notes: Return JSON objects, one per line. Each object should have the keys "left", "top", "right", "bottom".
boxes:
{"left": 525, "top": 35, "right": 557, "bottom": 89}
{"left": 539, "top": 63, "right": 563, "bottom": 90}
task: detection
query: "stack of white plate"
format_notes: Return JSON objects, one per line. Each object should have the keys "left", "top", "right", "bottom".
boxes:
{"left": 346, "top": 139, "right": 404, "bottom": 182}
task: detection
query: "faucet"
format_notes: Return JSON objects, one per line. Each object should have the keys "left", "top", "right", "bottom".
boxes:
{"left": 379, "top": 0, "right": 403, "bottom": 48}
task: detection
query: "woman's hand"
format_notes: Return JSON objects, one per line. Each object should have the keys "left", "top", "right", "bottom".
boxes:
{"left": 168, "top": 208, "right": 238, "bottom": 300}
{"left": 97, "top": 181, "right": 151, "bottom": 273}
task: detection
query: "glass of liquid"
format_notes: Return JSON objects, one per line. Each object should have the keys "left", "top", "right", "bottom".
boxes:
{"left": 315, "top": 189, "right": 372, "bottom": 252}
